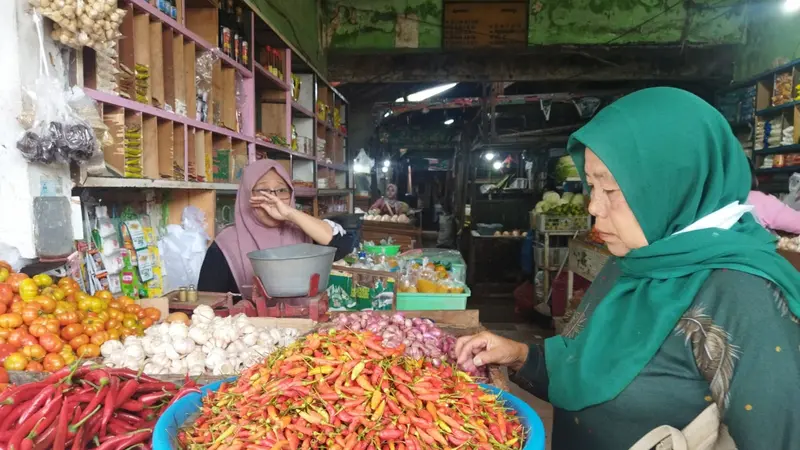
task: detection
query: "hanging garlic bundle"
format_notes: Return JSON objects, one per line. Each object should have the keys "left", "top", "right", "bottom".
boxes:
{"left": 33, "top": 0, "right": 126, "bottom": 52}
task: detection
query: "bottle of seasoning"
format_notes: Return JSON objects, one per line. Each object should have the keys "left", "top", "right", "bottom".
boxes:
{"left": 178, "top": 287, "right": 188, "bottom": 302}
{"left": 187, "top": 284, "right": 198, "bottom": 303}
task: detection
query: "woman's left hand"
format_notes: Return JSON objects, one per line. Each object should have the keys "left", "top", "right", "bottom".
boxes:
{"left": 250, "top": 194, "right": 295, "bottom": 222}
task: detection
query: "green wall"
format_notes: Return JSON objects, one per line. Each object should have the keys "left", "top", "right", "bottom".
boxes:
{"left": 250, "top": 0, "right": 326, "bottom": 72}
{"left": 323, "top": 0, "right": 746, "bottom": 51}
{"left": 734, "top": 4, "right": 800, "bottom": 81}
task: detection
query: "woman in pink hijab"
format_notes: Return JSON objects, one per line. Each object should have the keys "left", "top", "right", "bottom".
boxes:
{"left": 198, "top": 160, "right": 353, "bottom": 294}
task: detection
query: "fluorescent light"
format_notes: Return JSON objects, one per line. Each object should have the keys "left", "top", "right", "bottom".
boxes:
{"left": 383, "top": 111, "right": 392, "bottom": 118}
{"left": 381, "top": 166, "right": 388, "bottom": 173}
{"left": 383, "top": 160, "right": 391, "bottom": 167}
{"left": 484, "top": 152, "right": 495, "bottom": 161}
{"left": 406, "top": 83, "right": 457, "bottom": 102}
{"left": 395, "top": 97, "right": 405, "bottom": 103}
{"left": 785, "top": 0, "right": 800, "bottom": 12}
{"left": 444, "top": 119, "right": 454, "bottom": 125}
{"left": 492, "top": 161, "right": 503, "bottom": 170}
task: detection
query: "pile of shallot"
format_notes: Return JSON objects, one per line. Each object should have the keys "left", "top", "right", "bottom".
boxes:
{"left": 325, "top": 312, "right": 487, "bottom": 377}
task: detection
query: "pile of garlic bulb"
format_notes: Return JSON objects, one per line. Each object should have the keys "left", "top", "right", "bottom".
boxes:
{"left": 32, "top": 0, "right": 126, "bottom": 52}
{"left": 778, "top": 235, "right": 800, "bottom": 253}
{"left": 101, "top": 305, "right": 300, "bottom": 376}
{"left": 363, "top": 213, "right": 410, "bottom": 224}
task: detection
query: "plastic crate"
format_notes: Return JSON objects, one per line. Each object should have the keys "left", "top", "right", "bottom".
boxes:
{"left": 396, "top": 286, "right": 471, "bottom": 310}
{"left": 535, "top": 214, "right": 591, "bottom": 233}
{"left": 534, "top": 246, "right": 569, "bottom": 268}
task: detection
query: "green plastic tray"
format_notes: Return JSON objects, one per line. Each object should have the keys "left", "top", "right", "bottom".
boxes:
{"left": 396, "top": 286, "right": 471, "bottom": 310}
{"left": 363, "top": 244, "right": 401, "bottom": 256}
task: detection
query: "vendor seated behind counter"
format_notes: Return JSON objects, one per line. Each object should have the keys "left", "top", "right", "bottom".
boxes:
{"left": 198, "top": 160, "right": 354, "bottom": 294}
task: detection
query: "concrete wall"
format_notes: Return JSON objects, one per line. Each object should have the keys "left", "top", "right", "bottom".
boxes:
{"left": 0, "top": 1, "right": 73, "bottom": 259}
{"left": 733, "top": 3, "right": 799, "bottom": 81}
{"left": 323, "top": 0, "right": 746, "bottom": 51}
{"left": 250, "top": 0, "right": 326, "bottom": 72}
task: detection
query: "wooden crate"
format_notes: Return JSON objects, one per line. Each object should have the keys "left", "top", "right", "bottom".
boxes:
{"left": 362, "top": 222, "right": 422, "bottom": 252}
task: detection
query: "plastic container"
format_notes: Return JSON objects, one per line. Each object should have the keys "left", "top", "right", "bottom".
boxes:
{"left": 152, "top": 379, "right": 545, "bottom": 450}
{"left": 476, "top": 223, "right": 503, "bottom": 236}
{"left": 535, "top": 214, "right": 591, "bottom": 233}
{"left": 396, "top": 286, "right": 471, "bottom": 310}
{"left": 363, "top": 244, "right": 401, "bottom": 256}
{"left": 248, "top": 243, "right": 336, "bottom": 297}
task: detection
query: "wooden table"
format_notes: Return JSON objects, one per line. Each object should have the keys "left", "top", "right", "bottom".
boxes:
{"left": 362, "top": 221, "right": 422, "bottom": 252}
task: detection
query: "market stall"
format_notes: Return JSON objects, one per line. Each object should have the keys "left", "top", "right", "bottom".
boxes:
{"left": 0, "top": 261, "right": 544, "bottom": 449}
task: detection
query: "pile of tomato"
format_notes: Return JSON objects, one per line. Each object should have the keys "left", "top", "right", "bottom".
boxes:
{"left": 0, "top": 262, "right": 161, "bottom": 372}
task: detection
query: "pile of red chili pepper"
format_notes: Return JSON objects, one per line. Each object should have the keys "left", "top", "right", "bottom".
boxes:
{"left": 0, "top": 364, "right": 199, "bottom": 450}
{"left": 178, "top": 330, "right": 525, "bottom": 450}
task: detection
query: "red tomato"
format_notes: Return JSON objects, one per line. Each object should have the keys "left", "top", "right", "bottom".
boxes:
{"left": 21, "top": 344, "right": 46, "bottom": 361}
{"left": 0, "top": 284, "right": 12, "bottom": 305}
{"left": 7, "top": 329, "right": 28, "bottom": 348}
{"left": 25, "top": 361, "right": 43, "bottom": 372}
{"left": 0, "top": 344, "right": 15, "bottom": 364}
{"left": 60, "top": 323, "right": 84, "bottom": 341}
{"left": 42, "top": 353, "right": 65, "bottom": 372}
{"left": 18, "top": 335, "right": 38, "bottom": 348}
{"left": 38, "top": 333, "right": 63, "bottom": 353}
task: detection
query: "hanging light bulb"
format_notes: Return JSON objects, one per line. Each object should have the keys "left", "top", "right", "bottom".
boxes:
{"left": 383, "top": 111, "right": 392, "bottom": 118}
{"left": 484, "top": 151, "right": 496, "bottom": 161}
{"left": 444, "top": 118, "right": 454, "bottom": 125}
{"left": 492, "top": 161, "right": 503, "bottom": 170}
{"left": 381, "top": 166, "right": 389, "bottom": 173}
{"left": 406, "top": 83, "right": 458, "bottom": 102}
{"left": 383, "top": 160, "right": 391, "bottom": 167}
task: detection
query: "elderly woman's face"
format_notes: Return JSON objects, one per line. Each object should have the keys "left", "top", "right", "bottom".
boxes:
{"left": 584, "top": 148, "right": 648, "bottom": 256}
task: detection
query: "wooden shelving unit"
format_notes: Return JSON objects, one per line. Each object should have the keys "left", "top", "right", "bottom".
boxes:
{"left": 74, "top": 0, "right": 352, "bottom": 236}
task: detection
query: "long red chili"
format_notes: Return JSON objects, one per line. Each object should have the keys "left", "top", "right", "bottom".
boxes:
{"left": 113, "top": 379, "right": 139, "bottom": 408}
{"left": 73, "top": 384, "right": 106, "bottom": 424}
{"left": 8, "top": 395, "right": 63, "bottom": 450}
{"left": 94, "top": 428, "right": 151, "bottom": 450}
{"left": 98, "top": 377, "right": 118, "bottom": 438}
{"left": 51, "top": 399, "right": 74, "bottom": 450}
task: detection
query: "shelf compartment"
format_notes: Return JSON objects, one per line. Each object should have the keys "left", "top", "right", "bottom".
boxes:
{"left": 291, "top": 100, "right": 313, "bottom": 118}
{"left": 142, "top": 115, "right": 160, "bottom": 179}
{"left": 212, "top": 134, "right": 232, "bottom": 182}
{"left": 756, "top": 100, "right": 800, "bottom": 116}
{"left": 755, "top": 165, "right": 800, "bottom": 174}
{"left": 231, "top": 139, "right": 248, "bottom": 182}
{"left": 173, "top": 123, "right": 186, "bottom": 180}
{"left": 255, "top": 62, "right": 289, "bottom": 91}
{"left": 84, "top": 88, "right": 252, "bottom": 142}
{"left": 183, "top": 40, "right": 196, "bottom": 119}
{"left": 149, "top": 20, "right": 166, "bottom": 107}
{"left": 133, "top": 10, "right": 152, "bottom": 104}
{"left": 157, "top": 118, "right": 174, "bottom": 179}
{"left": 79, "top": 176, "right": 237, "bottom": 191}
{"left": 128, "top": 0, "right": 252, "bottom": 77}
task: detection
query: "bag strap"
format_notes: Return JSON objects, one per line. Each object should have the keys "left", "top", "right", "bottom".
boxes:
{"left": 629, "top": 425, "right": 689, "bottom": 450}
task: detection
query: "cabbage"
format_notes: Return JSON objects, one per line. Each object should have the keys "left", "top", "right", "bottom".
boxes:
{"left": 542, "top": 191, "right": 560, "bottom": 204}
{"left": 561, "top": 192, "right": 574, "bottom": 203}
{"left": 555, "top": 156, "right": 580, "bottom": 183}
{"left": 570, "top": 194, "right": 585, "bottom": 206}
{"left": 535, "top": 201, "right": 552, "bottom": 213}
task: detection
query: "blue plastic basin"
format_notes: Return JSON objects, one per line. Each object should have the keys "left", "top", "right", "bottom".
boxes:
{"left": 153, "top": 379, "right": 545, "bottom": 450}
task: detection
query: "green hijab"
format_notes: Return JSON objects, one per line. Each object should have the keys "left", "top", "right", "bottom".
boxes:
{"left": 545, "top": 87, "right": 800, "bottom": 411}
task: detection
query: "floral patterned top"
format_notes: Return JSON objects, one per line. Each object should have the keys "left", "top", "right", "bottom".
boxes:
{"left": 512, "top": 259, "right": 800, "bottom": 450}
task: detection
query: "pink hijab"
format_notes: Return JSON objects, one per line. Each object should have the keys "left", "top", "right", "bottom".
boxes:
{"left": 215, "top": 160, "right": 309, "bottom": 293}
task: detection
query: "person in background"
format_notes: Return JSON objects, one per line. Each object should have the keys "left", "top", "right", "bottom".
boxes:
{"left": 198, "top": 160, "right": 354, "bottom": 294}
{"left": 369, "top": 183, "right": 399, "bottom": 214}
{"left": 748, "top": 159, "right": 800, "bottom": 234}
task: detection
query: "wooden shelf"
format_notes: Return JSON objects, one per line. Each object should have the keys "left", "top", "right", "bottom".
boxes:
{"left": 77, "top": 176, "right": 238, "bottom": 191}
{"left": 294, "top": 187, "right": 317, "bottom": 198}
{"left": 754, "top": 144, "right": 800, "bottom": 156}
{"left": 291, "top": 101, "right": 314, "bottom": 118}
{"left": 254, "top": 62, "right": 289, "bottom": 91}
{"left": 318, "top": 189, "right": 352, "bottom": 196}
{"left": 85, "top": 88, "right": 253, "bottom": 143}
{"left": 755, "top": 165, "right": 800, "bottom": 174}
{"left": 317, "top": 161, "right": 348, "bottom": 171}
{"left": 756, "top": 100, "right": 800, "bottom": 116}
{"left": 127, "top": 0, "right": 252, "bottom": 77}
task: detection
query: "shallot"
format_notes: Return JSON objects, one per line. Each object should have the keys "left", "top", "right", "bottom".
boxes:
{"left": 326, "top": 311, "right": 488, "bottom": 377}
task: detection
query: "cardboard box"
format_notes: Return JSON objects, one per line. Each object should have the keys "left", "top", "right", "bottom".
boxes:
{"left": 138, "top": 296, "right": 169, "bottom": 321}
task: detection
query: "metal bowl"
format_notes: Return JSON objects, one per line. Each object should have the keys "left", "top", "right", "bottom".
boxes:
{"left": 248, "top": 243, "right": 336, "bottom": 297}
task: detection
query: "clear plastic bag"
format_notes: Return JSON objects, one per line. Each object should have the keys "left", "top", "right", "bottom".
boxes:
{"left": 784, "top": 173, "right": 800, "bottom": 211}
{"left": 158, "top": 207, "right": 210, "bottom": 292}
{"left": 16, "top": 13, "right": 98, "bottom": 164}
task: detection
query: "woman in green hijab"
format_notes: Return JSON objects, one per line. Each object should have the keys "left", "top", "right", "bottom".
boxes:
{"left": 457, "top": 87, "right": 800, "bottom": 449}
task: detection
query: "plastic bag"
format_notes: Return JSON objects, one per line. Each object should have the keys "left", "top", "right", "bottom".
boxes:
{"left": 37, "top": 0, "right": 127, "bottom": 54}
{"left": 158, "top": 207, "right": 210, "bottom": 292}
{"left": 16, "top": 13, "right": 97, "bottom": 164}
{"left": 784, "top": 173, "right": 800, "bottom": 211}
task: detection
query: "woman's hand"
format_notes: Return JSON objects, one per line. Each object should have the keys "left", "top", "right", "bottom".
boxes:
{"left": 250, "top": 193, "right": 295, "bottom": 222}
{"left": 455, "top": 332, "right": 530, "bottom": 372}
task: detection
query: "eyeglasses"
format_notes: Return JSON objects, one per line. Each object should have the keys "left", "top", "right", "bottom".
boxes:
{"left": 252, "top": 188, "right": 292, "bottom": 200}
